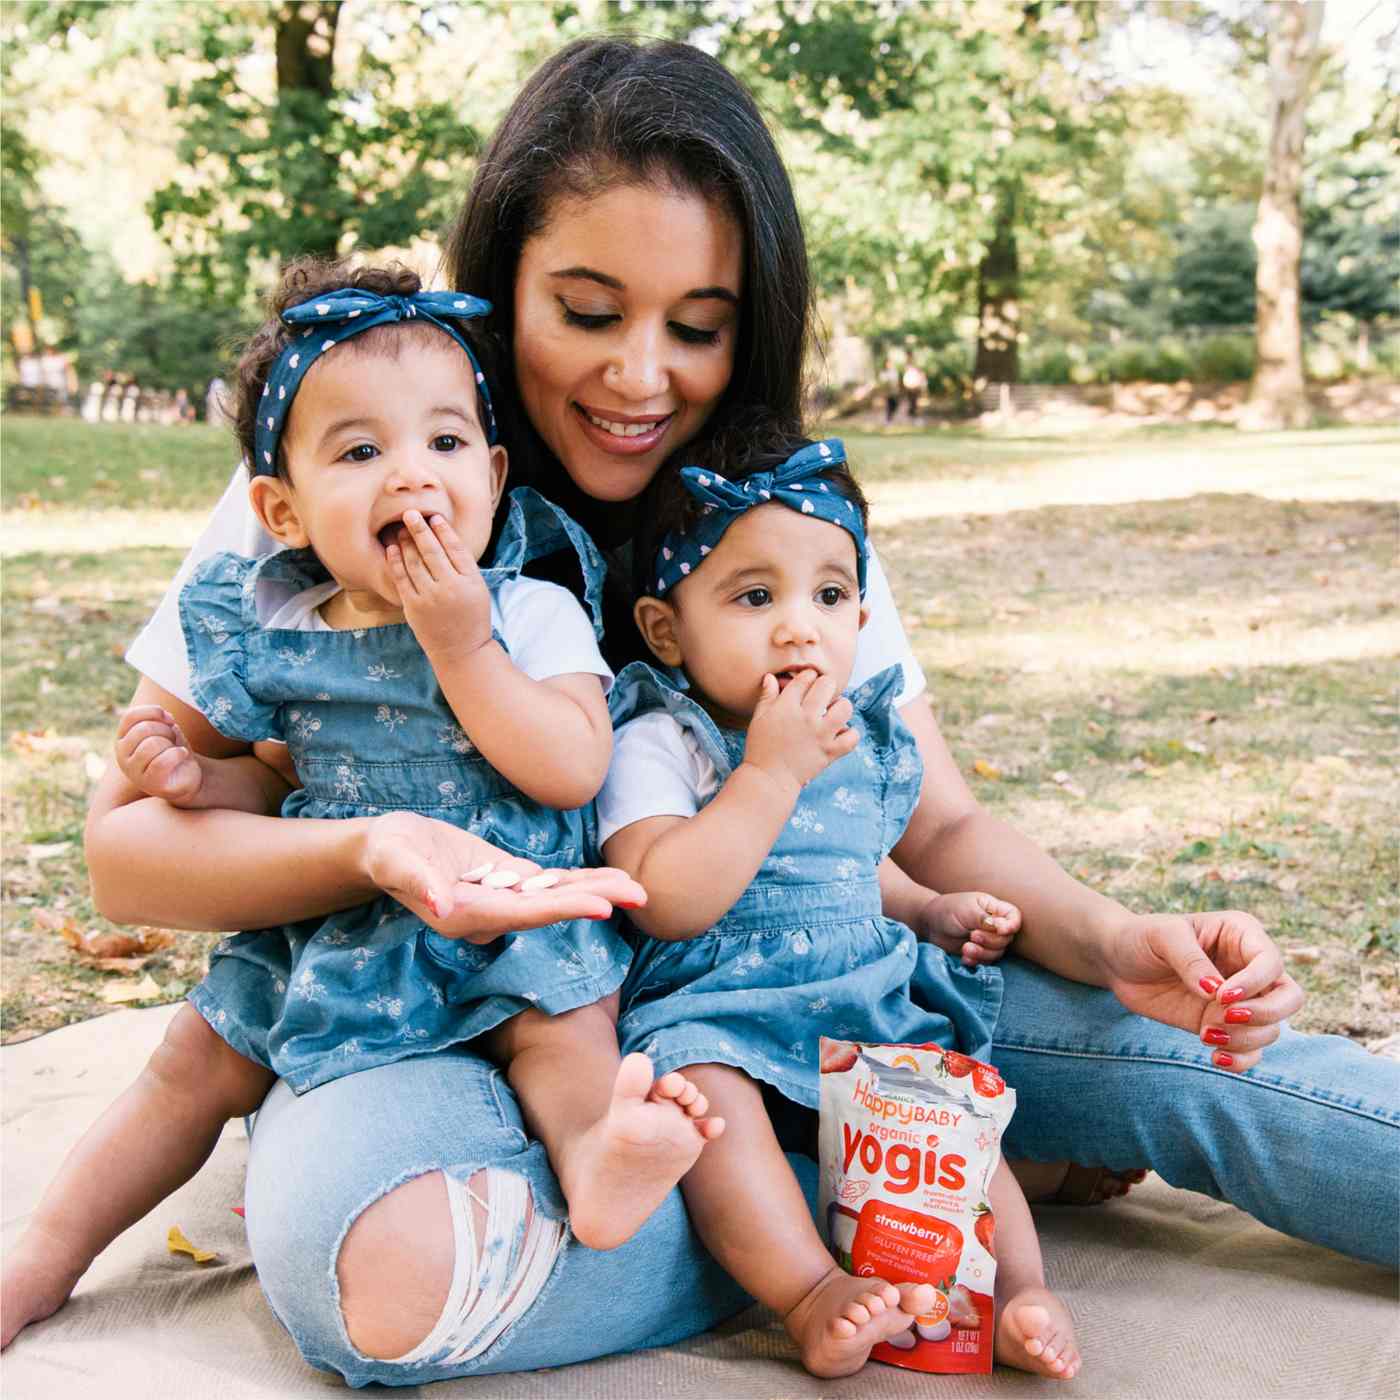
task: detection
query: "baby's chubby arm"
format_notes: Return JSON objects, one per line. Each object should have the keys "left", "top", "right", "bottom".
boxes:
{"left": 604, "top": 671, "right": 856, "bottom": 940}
{"left": 881, "top": 857, "right": 1021, "bottom": 968}
{"left": 115, "top": 702, "right": 293, "bottom": 814}
{"left": 388, "top": 510, "right": 610, "bottom": 809}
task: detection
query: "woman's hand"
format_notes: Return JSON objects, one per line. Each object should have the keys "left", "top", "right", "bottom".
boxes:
{"left": 1102, "top": 910, "right": 1304, "bottom": 1072}
{"left": 363, "top": 811, "right": 645, "bottom": 944}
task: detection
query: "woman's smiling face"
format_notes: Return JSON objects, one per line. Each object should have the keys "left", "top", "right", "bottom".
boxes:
{"left": 513, "top": 181, "right": 743, "bottom": 503}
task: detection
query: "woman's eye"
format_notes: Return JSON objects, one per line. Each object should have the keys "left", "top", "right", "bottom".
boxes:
{"left": 670, "top": 322, "right": 721, "bottom": 346}
{"left": 343, "top": 443, "right": 378, "bottom": 463}
{"left": 560, "top": 303, "right": 618, "bottom": 331}
{"left": 818, "top": 586, "right": 848, "bottom": 607}
{"left": 430, "top": 434, "right": 463, "bottom": 452}
{"left": 737, "top": 587, "right": 771, "bottom": 608}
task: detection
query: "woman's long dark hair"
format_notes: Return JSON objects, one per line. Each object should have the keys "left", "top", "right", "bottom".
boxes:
{"left": 445, "top": 36, "right": 814, "bottom": 532}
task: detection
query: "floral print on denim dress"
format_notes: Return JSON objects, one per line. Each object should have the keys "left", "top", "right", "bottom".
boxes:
{"left": 613, "top": 661, "right": 1003, "bottom": 1110}
{"left": 179, "top": 488, "right": 631, "bottom": 1094}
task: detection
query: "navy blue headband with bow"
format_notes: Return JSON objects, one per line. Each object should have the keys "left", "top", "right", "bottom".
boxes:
{"left": 651, "top": 439, "right": 867, "bottom": 598}
{"left": 252, "top": 288, "right": 496, "bottom": 475}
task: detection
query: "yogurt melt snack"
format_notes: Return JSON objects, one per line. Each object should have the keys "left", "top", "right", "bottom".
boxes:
{"left": 818, "top": 1037, "right": 1015, "bottom": 1374}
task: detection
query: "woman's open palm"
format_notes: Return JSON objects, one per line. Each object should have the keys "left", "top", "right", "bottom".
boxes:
{"left": 364, "top": 811, "right": 645, "bottom": 944}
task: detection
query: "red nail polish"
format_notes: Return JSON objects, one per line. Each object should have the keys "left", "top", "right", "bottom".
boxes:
{"left": 1213, "top": 1051, "right": 1235, "bottom": 1068}
{"left": 1220, "top": 986, "right": 1245, "bottom": 1004}
{"left": 1204, "top": 1028, "right": 1230, "bottom": 1046}
{"left": 1199, "top": 976, "right": 1222, "bottom": 996}
{"left": 1225, "top": 1007, "right": 1253, "bottom": 1023}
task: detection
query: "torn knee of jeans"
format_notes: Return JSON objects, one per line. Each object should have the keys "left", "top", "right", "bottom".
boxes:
{"left": 373, "top": 1166, "right": 565, "bottom": 1368}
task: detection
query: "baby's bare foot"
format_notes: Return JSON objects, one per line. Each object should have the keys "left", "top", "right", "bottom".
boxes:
{"left": 995, "top": 1286, "right": 1081, "bottom": 1379}
{"left": 563, "top": 1053, "right": 722, "bottom": 1251}
{"left": 784, "top": 1267, "right": 935, "bottom": 1378}
{"left": 2, "top": 1229, "right": 90, "bottom": 1349}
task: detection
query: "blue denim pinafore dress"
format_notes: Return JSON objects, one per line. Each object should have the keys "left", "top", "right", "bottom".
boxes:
{"left": 180, "top": 488, "right": 631, "bottom": 1093}
{"left": 613, "top": 661, "right": 1003, "bottom": 1109}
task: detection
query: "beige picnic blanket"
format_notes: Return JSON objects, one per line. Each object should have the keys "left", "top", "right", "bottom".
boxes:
{"left": 3, "top": 1004, "right": 1396, "bottom": 1398}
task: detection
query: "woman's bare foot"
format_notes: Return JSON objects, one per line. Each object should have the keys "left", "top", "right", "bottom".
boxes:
{"left": 995, "top": 1286, "right": 1081, "bottom": 1379}
{"left": 561, "top": 1053, "right": 723, "bottom": 1251}
{"left": 784, "top": 1267, "right": 935, "bottom": 1378}
{"left": 1012, "top": 1159, "right": 1148, "bottom": 1205}
{"left": 2, "top": 1228, "right": 90, "bottom": 1349}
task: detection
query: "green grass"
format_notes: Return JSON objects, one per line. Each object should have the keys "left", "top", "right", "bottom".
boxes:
{"left": 1, "top": 413, "right": 1397, "bottom": 1043}
{"left": 2, "top": 417, "right": 238, "bottom": 512}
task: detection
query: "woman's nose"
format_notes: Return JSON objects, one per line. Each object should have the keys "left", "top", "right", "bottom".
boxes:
{"left": 603, "top": 324, "right": 668, "bottom": 401}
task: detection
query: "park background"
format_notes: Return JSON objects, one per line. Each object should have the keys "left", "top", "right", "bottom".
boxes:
{"left": 1, "top": 0, "right": 1396, "bottom": 1048}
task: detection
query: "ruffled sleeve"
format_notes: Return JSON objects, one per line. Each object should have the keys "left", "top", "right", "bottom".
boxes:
{"left": 849, "top": 664, "right": 924, "bottom": 860}
{"left": 177, "top": 552, "right": 283, "bottom": 743}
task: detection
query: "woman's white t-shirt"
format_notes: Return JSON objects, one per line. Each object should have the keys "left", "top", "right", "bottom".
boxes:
{"left": 127, "top": 466, "right": 926, "bottom": 711}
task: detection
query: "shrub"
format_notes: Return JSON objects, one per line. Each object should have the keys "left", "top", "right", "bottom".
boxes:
{"left": 1192, "top": 335, "right": 1254, "bottom": 382}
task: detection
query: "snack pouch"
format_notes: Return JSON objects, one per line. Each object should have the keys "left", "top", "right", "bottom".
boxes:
{"left": 818, "top": 1038, "right": 1016, "bottom": 1374}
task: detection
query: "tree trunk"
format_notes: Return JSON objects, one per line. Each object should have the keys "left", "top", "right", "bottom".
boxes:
{"left": 1241, "top": 1, "right": 1325, "bottom": 431}
{"left": 973, "top": 185, "right": 1020, "bottom": 385}
{"left": 275, "top": 1, "right": 343, "bottom": 260}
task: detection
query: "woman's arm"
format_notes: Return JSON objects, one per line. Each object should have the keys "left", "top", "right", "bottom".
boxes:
{"left": 891, "top": 698, "right": 1126, "bottom": 987}
{"left": 891, "top": 696, "right": 1303, "bottom": 1069}
{"left": 87, "top": 677, "right": 644, "bottom": 936}
{"left": 87, "top": 679, "right": 385, "bottom": 929}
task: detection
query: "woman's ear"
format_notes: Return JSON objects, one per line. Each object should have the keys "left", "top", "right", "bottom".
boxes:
{"left": 248, "top": 475, "right": 311, "bottom": 549}
{"left": 633, "top": 596, "right": 684, "bottom": 667}
{"left": 487, "top": 445, "right": 509, "bottom": 511}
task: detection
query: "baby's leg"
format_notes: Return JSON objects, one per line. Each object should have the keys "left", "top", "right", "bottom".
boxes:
{"left": 680, "top": 1064, "right": 934, "bottom": 1379}
{"left": 985, "top": 1156, "right": 1082, "bottom": 1379}
{"left": 487, "top": 997, "right": 721, "bottom": 1251}
{"left": 2, "top": 1004, "right": 274, "bottom": 1348}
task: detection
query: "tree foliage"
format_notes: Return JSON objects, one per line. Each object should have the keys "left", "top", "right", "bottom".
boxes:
{"left": 148, "top": 2, "right": 479, "bottom": 299}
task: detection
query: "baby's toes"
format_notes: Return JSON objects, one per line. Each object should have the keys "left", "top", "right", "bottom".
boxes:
{"left": 651, "top": 1070, "right": 694, "bottom": 1105}
{"left": 1016, "top": 1303, "right": 1052, "bottom": 1355}
{"left": 896, "top": 1281, "right": 935, "bottom": 1316}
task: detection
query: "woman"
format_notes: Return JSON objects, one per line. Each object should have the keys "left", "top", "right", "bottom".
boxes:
{"left": 86, "top": 36, "right": 1396, "bottom": 1386}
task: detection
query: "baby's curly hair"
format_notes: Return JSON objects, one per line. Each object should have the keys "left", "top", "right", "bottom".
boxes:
{"left": 229, "top": 257, "right": 498, "bottom": 477}
{"left": 632, "top": 406, "right": 869, "bottom": 600}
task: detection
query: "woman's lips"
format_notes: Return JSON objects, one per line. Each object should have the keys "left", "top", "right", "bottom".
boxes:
{"left": 573, "top": 403, "right": 673, "bottom": 456}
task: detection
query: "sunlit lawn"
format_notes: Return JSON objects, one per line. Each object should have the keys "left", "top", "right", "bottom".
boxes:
{"left": 2, "top": 414, "right": 1397, "bottom": 1043}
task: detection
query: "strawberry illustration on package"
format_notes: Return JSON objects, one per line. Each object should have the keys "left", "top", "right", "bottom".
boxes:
{"left": 818, "top": 1038, "right": 1015, "bottom": 1374}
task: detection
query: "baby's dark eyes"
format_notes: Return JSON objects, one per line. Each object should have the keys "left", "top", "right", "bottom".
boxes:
{"left": 343, "top": 443, "right": 378, "bottom": 463}
{"left": 430, "top": 434, "right": 464, "bottom": 452}
{"left": 817, "top": 585, "right": 849, "bottom": 607}
{"left": 736, "top": 587, "right": 772, "bottom": 608}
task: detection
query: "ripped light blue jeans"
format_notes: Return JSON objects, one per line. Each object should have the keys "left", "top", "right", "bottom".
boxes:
{"left": 244, "top": 956, "right": 1400, "bottom": 1387}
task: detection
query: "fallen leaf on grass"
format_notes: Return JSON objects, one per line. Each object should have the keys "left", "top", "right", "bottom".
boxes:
{"left": 102, "top": 974, "right": 162, "bottom": 1003}
{"left": 1285, "top": 946, "right": 1323, "bottom": 964}
{"left": 46, "top": 917, "right": 175, "bottom": 966}
{"left": 167, "top": 1225, "right": 219, "bottom": 1264}
{"left": 972, "top": 759, "right": 1002, "bottom": 780}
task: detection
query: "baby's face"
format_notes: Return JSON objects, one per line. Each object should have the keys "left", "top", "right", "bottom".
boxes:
{"left": 664, "top": 503, "right": 867, "bottom": 728}
{"left": 273, "top": 336, "right": 505, "bottom": 620}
